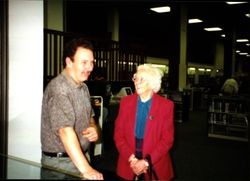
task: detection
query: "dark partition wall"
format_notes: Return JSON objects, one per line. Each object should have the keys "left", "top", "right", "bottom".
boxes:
{"left": 0, "top": 0, "right": 8, "bottom": 178}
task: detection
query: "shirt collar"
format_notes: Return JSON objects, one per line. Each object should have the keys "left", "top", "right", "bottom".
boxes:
{"left": 138, "top": 96, "right": 152, "bottom": 104}
{"left": 62, "top": 70, "right": 85, "bottom": 89}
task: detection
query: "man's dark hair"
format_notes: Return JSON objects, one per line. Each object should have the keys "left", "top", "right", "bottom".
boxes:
{"left": 62, "top": 38, "right": 94, "bottom": 68}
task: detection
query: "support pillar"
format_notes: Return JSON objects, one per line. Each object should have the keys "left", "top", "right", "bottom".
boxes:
{"left": 168, "top": 5, "right": 187, "bottom": 91}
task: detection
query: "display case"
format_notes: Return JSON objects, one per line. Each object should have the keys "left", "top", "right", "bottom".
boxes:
{"left": 0, "top": 154, "right": 80, "bottom": 179}
{"left": 207, "top": 95, "right": 249, "bottom": 142}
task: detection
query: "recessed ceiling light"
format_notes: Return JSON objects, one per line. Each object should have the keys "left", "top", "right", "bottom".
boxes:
{"left": 221, "top": 34, "right": 226, "bottom": 37}
{"left": 188, "top": 19, "right": 203, "bottom": 24}
{"left": 150, "top": 6, "right": 171, "bottom": 13}
{"left": 226, "top": 2, "right": 248, "bottom": 5}
{"left": 189, "top": 67, "right": 196, "bottom": 70}
{"left": 245, "top": 13, "right": 250, "bottom": 18}
{"left": 239, "top": 52, "right": 248, "bottom": 55}
{"left": 236, "top": 39, "right": 249, "bottom": 42}
{"left": 204, "top": 27, "right": 223, "bottom": 31}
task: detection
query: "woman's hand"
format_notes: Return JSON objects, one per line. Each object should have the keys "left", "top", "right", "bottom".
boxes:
{"left": 130, "top": 158, "right": 149, "bottom": 175}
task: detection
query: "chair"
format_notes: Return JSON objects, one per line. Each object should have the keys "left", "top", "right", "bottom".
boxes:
{"left": 90, "top": 96, "right": 103, "bottom": 157}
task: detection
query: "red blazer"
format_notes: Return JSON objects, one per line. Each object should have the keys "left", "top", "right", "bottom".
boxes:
{"left": 114, "top": 93, "right": 175, "bottom": 180}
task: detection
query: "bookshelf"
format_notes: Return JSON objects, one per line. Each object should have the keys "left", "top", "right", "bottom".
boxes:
{"left": 207, "top": 95, "right": 249, "bottom": 142}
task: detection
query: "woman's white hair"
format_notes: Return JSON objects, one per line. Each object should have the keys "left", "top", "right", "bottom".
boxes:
{"left": 136, "top": 64, "right": 164, "bottom": 93}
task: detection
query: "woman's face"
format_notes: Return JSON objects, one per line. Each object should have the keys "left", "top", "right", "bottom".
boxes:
{"left": 133, "top": 71, "right": 153, "bottom": 97}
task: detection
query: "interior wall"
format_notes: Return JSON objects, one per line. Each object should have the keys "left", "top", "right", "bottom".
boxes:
{"left": 212, "top": 40, "right": 224, "bottom": 77}
{"left": 0, "top": 0, "right": 8, "bottom": 157}
{"left": 146, "top": 56, "right": 169, "bottom": 66}
{"left": 44, "top": 0, "right": 63, "bottom": 31}
{"left": 8, "top": 0, "right": 43, "bottom": 163}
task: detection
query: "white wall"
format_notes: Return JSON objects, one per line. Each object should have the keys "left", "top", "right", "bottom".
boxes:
{"left": 8, "top": 0, "right": 43, "bottom": 163}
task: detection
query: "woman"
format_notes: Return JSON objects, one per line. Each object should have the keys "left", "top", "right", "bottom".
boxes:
{"left": 114, "top": 64, "right": 175, "bottom": 180}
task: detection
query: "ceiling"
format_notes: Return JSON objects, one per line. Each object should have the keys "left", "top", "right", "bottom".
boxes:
{"left": 66, "top": 1, "right": 250, "bottom": 66}
{"left": 185, "top": 2, "right": 250, "bottom": 56}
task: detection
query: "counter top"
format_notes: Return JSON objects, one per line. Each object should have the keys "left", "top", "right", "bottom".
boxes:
{"left": 0, "top": 153, "right": 80, "bottom": 179}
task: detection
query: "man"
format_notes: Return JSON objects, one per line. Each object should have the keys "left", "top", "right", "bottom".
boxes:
{"left": 41, "top": 38, "right": 103, "bottom": 180}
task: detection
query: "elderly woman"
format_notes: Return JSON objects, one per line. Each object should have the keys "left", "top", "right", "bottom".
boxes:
{"left": 114, "top": 64, "right": 175, "bottom": 180}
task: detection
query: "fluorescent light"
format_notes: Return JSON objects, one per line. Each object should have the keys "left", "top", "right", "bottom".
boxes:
{"left": 189, "top": 67, "right": 196, "bottom": 70}
{"left": 204, "top": 27, "right": 223, "bottom": 31}
{"left": 239, "top": 52, "right": 248, "bottom": 55}
{"left": 236, "top": 39, "right": 249, "bottom": 42}
{"left": 245, "top": 13, "right": 250, "bottom": 18}
{"left": 236, "top": 50, "right": 241, "bottom": 53}
{"left": 150, "top": 6, "right": 171, "bottom": 13}
{"left": 226, "top": 2, "right": 248, "bottom": 5}
{"left": 246, "top": 43, "right": 250, "bottom": 46}
{"left": 188, "top": 18, "right": 203, "bottom": 24}
{"left": 221, "top": 34, "right": 226, "bottom": 37}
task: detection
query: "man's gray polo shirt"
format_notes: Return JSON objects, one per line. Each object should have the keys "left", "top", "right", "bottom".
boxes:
{"left": 41, "top": 70, "right": 94, "bottom": 152}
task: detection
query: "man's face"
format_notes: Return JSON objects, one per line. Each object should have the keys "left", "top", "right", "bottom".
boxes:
{"left": 68, "top": 47, "right": 94, "bottom": 83}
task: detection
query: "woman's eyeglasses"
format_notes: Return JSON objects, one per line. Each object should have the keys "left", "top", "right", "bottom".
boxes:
{"left": 132, "top": 74, "right": 146, "bottom": 83}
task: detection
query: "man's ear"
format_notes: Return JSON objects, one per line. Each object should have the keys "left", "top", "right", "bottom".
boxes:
{"left": 65, "top": 57, "right": 72, "bottom": 67}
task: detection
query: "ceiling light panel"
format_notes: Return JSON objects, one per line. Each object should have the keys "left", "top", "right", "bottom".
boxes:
{"left": 150, "top": 6, "right": 171, "bottom": 13}
{"left": 204, "top": 27, "right": 223, "bottom": 31}
{"left": 245, "top": 13, "right": 250, "bottom": 18}
{"left": 236, "top": 39, "right": 249, "bottom": 42}
{"left": 226, "top": 2, "right": 248, "bottom": 5}
{"left": 188, "top": 18, "right": 203, "bottom": 24}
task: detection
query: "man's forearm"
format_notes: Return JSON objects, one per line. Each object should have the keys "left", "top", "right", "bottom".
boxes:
{"left": 59, "top": 127, "right": 92, "bottom": 174}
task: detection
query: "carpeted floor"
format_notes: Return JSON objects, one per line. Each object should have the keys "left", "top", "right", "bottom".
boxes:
{"left": 92, "top": 110, "right": 249, "bottom": 181}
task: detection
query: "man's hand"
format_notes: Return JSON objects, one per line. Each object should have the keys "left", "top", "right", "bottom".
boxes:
{"left": 81, "top": 167, "right": 103, "bottom": 180}
{"left": 82, "top": 126, "right": 98, "bottom": 142}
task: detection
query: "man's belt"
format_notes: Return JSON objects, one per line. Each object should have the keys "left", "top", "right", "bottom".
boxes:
{"left": 42, "top": 151, "right": 69, "bottom": 158}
